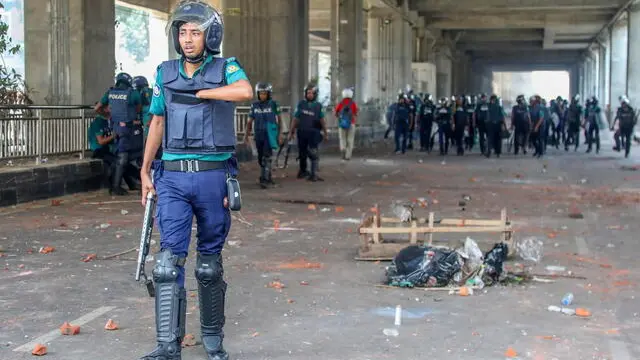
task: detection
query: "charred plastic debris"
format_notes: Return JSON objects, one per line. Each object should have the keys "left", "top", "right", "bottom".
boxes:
{"left": 385, "top": 238, "right": 522, "bottom": 291}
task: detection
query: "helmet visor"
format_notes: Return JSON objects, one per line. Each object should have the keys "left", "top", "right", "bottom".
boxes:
{"left": 166, "top": 1, "right": 222, "bottom": 35}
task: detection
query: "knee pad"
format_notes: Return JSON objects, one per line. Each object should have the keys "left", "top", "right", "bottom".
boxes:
{"left": 307, "top": 147, "right": 319, "bottom": 160}
{"left": 195, "top": 253, "right": 223, "bottom": 287}
{"left": 152, "top": 249, "right": 184, "bottom": 284}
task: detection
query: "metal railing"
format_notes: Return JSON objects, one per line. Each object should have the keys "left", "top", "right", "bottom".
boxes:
{"left": 0, "top": 105, "right": 292, "bottom": 164}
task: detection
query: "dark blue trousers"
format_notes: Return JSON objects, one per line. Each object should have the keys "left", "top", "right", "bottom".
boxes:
{"left": 153, "top": 165, "right": 231, "bottom": 287}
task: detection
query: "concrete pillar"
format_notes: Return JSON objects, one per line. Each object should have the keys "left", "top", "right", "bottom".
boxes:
{"left": 365, "top": 7, "right": 413, "bottom": 102}
{"left": 609, "top": 16, "right": 628, "bottom": 104}
{"left": 600, "top": 39, "right": 610, "bottom": 106}
{"left": 627, "top": 6, "right": 640, "bottom": 108}
{"left": 331, "top": 0, "right": 363, "bottom": 103}
{"left": 435, "top": 46, "right": 452, "bottom": 98}
{"left": 25, "top": 0, "right": 115, "bottom": 105}
{"left": 222, "top": 0, "right": 309, "bottom": 107}
{"left": 309, "top": 50, "right": 319, "bottom": 83}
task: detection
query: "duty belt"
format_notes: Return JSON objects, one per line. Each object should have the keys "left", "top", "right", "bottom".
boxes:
{"left": 163, "top": 159, "right": 226, "bottom": 173}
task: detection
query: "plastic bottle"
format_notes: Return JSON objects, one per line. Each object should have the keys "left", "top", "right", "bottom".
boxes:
{"left": 561, "top": 293, "right": 574, "bottom": 306}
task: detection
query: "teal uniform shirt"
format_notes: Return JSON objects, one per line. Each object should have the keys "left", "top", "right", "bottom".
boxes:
{"left": 88, "top": 115, "right": 113, "bottom": 152}
{"left": 149, "top": 54, "right": 249, "bottom": 162}
{"left": 100, "top": 84, "right": 142, "bottom": 108}
{"left": 138, "top": 87, "right": 153, "bottom": 137}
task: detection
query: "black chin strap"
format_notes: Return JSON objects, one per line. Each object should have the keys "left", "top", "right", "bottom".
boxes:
{"left": 183, "top": 52, "right": 205, "bottom": 64}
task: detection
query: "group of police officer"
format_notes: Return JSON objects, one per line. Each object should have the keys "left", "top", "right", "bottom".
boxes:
{"left": 387, "top": 89, "right": 507, "bottom": 158}
{"left": 92, "top": 72, "right": 154, "bottom": 195}
{"left": 387, "top": 88, "right": 637, "bottom": 159}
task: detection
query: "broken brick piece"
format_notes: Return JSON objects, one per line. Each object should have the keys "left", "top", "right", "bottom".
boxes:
{"left": 181, "top": 333, "right": 196, "bottom": 347}
{"left": 335, "top": 206, "right": 344, "bottom": 213}
{"left": 307, "top": 204, "right": 317, "bottom": 210}
{"left": 576, "top": 308, "right": 592, "bottom": 318}
{"left": 51, "top": 199, "right": 62, "bottom": 206}
{"left": 267, "top": 281, "right": 286, "bottom": 289}
{"left": 32, "top": 344, "right": 47, "bottom": 356}
{"left": 104, "top": 319, "right": 119, "bottom": 330}
{"left": 82, "top": 254, "right": 97, "bottom": 263}
{"left": 505, "top": 347, "right": 517, "bottom": 358}
{"left": 60, "top": 322, "right": 81, "bottom": 335}
{"left": 39, "top": 246, "right": 55, "bottom": 254}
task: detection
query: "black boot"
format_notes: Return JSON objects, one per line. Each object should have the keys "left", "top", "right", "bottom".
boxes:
{"left": 140, "top": 250, "right": 186, "bottom": 360}
{"left": 307, "top": 159, "right": 323, "bottom": 182}
{"left": 196, "top": 254, "right": 229, "bottom": 360}
{"left": 111, "top": 152, "right": 129, "bottom": 196}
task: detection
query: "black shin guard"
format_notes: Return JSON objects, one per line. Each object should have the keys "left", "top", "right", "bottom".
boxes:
{"left": 195, "top": 253, "right": 229, "bottom": 360}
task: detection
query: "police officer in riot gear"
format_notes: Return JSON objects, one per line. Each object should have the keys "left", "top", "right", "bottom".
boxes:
{"left": 566, "top": 94, "right": 582, "bottom": 151}
{"left": 453, "top": 95, "right": 468, "bottom": 156}
{"left": 585, "top": 96, "right": 601, "bottom": 154}
{"left": 485, "top": 94, "right": 505, "bottom": 158}
{"left": 465, "top": 95, "right": 476, "bottom": 151}
{"left": 474, "top": 93, "right": 489, "bottom": 154}
{"left": 406, "top": 90, "right": 418, "bottom": 150}
{"left": 529, "top": 95, "right": 545, "bottom": 158}
{"left": 613, "top": 96, "right": 637, "bottom": 157}
{"left": 436, "top": 97, "right": 453, "bottom": 155}
{"left": 511, "top": 95, "right": 531, "bottom": 155}
{"left": 391, "top": 93, "right": 412, "bottom": 154}
{"left": 139, "top": 1, "right": 253, "bottom": 359}
{"left": 95, "top": 72, "right": 142, "bottom": 195}
{"left": 289, "top": 84, "right": 328, "bottom": 182}
{"left": 418, "top": 93, "right": 436, "bottom": 152}
{"left": 246, "top": 82, "right": 281, "bottom": 188}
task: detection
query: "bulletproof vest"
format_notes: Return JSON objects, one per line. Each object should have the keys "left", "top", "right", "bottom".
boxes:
{"left": 568, "top": 104, "right": 581, "bottom": 122}
{"left": 619, "top": 107, "right": 635, "bottom": 127}
{"left": 394, "top": 103, "right": 410, "bottom": 124}
{"left": 488, "top": 103, "right": 503, "bottom": 125}
{"left": 529, "top": 105, "right": 540, "bottom": 123}
{"left": 160, "top": 57, "right": 236, "bottom": 155}
{"left": 252, "top": 100, "right": 277, "bottom": 133}
{"left": 466, "top": 105, "right": 475, "bottom": 120}
{"left": 454, "top": 107, "right": 467, "bottom": 126}
{"left": 297, "top": 100, "right": 323, "bottom": 131}
{"left": 512, "top": 105, "right": 527, "bottom": 125}
{"left": 436, "top": 106, "right": 450, "bottom": 124}
{"left": 420, "top": 103, "right": 435, "bottom": 121}
{"left": 475, "top": 102, "right": 489, "bottom": 122}
{"left": 130, "top": 123, "right": 144, "bottom": 152}
{"left": 586, "top": 106, "right": 598, "bottom": 123}
{"left": 108, "top": 88, "right": 137, "bottom": 123}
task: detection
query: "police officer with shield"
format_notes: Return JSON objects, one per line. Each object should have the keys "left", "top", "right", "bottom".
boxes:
{"left": 474, "top": 93, "right": 489, "bottom": 154}
{"left": 139, "top": 1, "right": 253, "bottom": 359}
{"left": 511, "top": 95, "right": 531, "bottom": 155}
{"left": 418, "top": 93, "right": 436, "bottom": 152}
{"left": 246, "top": 82, "right": 281, "bottom": 188}
{"left": 95, "top": 72, "right": 142, "bottom": 195}
{"left": 288, "top": 84, "right": 328, "bottom": 182}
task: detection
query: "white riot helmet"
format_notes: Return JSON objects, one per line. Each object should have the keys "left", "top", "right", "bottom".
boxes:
{"left": 342, "top": 87, "right": 354, "bottom": 99}
{"left": 620, "top": 95, "right": 630, "bottom": 105}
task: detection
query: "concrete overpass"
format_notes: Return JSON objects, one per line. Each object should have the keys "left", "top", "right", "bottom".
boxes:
{"left": 21, "top": 0, "right": 640, "bottom": 109}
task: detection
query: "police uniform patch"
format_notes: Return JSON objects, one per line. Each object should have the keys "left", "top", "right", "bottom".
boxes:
{"left": 153, "top": 85, "right": 160, "bottom": 97}
{"left": 226, "top": 64, "right": 239, "bottom": 74}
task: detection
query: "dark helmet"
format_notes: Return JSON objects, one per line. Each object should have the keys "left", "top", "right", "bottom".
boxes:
{"left": 304, "top": 83, "right": 318, "bottom": 101}
{"left": 479, "top": 93, "right": 487, "bottom": 101}
{"left": 115, "top": 72, "right": 132, "bottom": 87}
{"left": 490, "top": 94, "right": 498, "bottom": 102}
{"left": 589, "top": 96, "right": 598, "bottom": 107}
{"left": 438, "top": 97, "right": 448, "bottom": 105}
{"left": 516, "top": 94, "right": 525, "bottom": 104}
{"left": 132, "top": 76, "right": 149, "bottom": 90}
{"left": 556, "top": 96, "right": 563, "bottom": 103}
{"left": 255, "top": 82, "right": 272, "bottom": 99}
{"left": 423, "top": 93, "right": 433, "bottom": 103}
{"left": 167, "top": 0, "right": 224, "bottom": 58}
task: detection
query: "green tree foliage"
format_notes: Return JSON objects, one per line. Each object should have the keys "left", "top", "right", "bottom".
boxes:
{"left": 0, "top": 1, "right": 30, "bottom": 105}
{"left": 115, "top": 5, "right": 150, "bottom": 63}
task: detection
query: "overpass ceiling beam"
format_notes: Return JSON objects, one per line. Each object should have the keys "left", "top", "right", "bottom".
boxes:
{"left": 410, "top": 0, "right": 622, "bottom": 12}
{"left": 425, "top": 13, "right": 614, "bottom": 30}
{"left": 589, "top": 0, "right": 639, "bottom": 48}
{"left": 458, "top": 40, "right": 543, "bottom": 51}
{"left": 456, "top": 29, "right": 544, "bottom": 42}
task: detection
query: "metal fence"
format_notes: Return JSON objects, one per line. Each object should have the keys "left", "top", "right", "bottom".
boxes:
{"left": 0, "top": 105, "right": 293, "bottom": 164}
